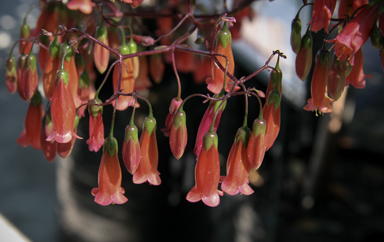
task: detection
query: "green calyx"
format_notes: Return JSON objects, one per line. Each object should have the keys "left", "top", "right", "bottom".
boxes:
{"left": 318, "top": 49, "right": 331, "bottom": 67}
{"left": 56, "top": 68, "right": 69, "bottom": 85}
{"left": 218, "top": 23, "right": 232, "bottom": 49}
{"left": 119, "top": 44, "right": 130, "bottom": 55}
{"left": 173, "top": 110, "right": 186, "bottom": 129}
{"left": 128, "top": 37, "right": 137, "bottom": 54}
{"left": 301, "top": 30, "right": 313, "bottom": 49}
{"left": 252, "top": 118, "right": 266, "bottom": 138}
{"left": 143, "top": 116, "right": 157, "bottom": 136}
{"left": 6, "top": 57, "right": 16, "bottom": 72}
{"left": 31, "top": 90, "right": 42, "bottom": 107}
{"left": 20, "top": 23, "right": 30, "bottom": 38}
{"left": 59, "top": 42, "right": 73, "bottom": 63}
{"left": 213, "top": 98, "right": 227, "bottom": 114}
{"left": 26, "top": 53, "right": 37, "bottom": 71}
{"left": 290, "top": 18, "right": 302, "bottom": 54}
{"left": 370, "top": 24, "right": 382, "bottom": 50}
{"left": 96, "top": 24, "right": 108, "bottom": 41}
{"left": 235, "top": 126, "right": 251, "bottom": 147}
{"left": 267, "top": 90, "right": 281, "bottom": 109}
{"left": 79, "top": 71, "right": 90, "bottom": 89}
{"left": 89, "top": 99, "right": 103, "bottom": 118}
{"left": 203, "top": 130, "right": 218, "bottom": 151}
{"left": 104, "top": 136, "right": 118, "bottom": 156}
{"left": 125, "top": 124, "right": 139, "bottom": 143}
{"left": 18, "top": 54, "right": 26, "bottom": 69}
{"left": 49, "top": 37, "right": 60, "bottom": 59}
{"left": 74, "top": 114, "right": 80, "bottom": 128}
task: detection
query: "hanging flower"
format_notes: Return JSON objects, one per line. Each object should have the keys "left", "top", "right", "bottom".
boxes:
{"left": 169, "top": 109, "right": 187, "bottom": 160}
{"left": 94, "top": 21, "right": 110, "bottom": 74}
{"left": 222, "top": 127, "right": 253, "bottom": 196}
{"left": 132, "top": 116, "right": 161, "bottom": 186}
{"left": 310, "top": 0, "right": 336, "bottom": 33}
{"left": 161, "top": 98, "right": 183, "bottom": 137}
{"left": 247, "top": 117, "right": 267, "bottom": 170}
{"left": 122, "top": 122, "right": 140, "bottom": 175}
{"left": 87, "top": 99, "right": 104, "bottom": 152}
{"left": 295, "top": 29, "right": 313, "bottom": 81}
{"left": 5, "top": 56, "right": 17, "bottom": 94}
{"left": 92, "top": 137, "right": 128, "bottom": 206}
{"left": 327, "top": 5, "right": 379, "bottom": 65}
{"left": 328, "top": 54, "right": 347, "bottom": 101}
{"left": 20, "top": 52, "right": 38, "bottom": 101}
{"left": 304, "top": 49, "right": 334, "bottom": 114}
{"left": 186, "top": 130, "right": 223, "bottom": 207}
{"left": 263, "top": 90, "right": 281, "bottom": 151}
{"left": 17, "top": 90, "right": 44, "bottom": 150}
{"left": 193, "top": 95, "right": 226, "bottom": 158}
{"left": 47, "top": 69, "right": 79, "bottom": 143}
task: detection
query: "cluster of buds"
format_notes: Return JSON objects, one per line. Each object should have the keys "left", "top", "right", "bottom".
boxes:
{"left": 7, "top": 0, "right": 290, "bottom": 208}
{"left": 292, "top": 0, "right": 383, "bottom": 115}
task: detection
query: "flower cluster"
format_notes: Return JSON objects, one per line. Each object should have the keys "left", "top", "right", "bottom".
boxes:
{"left": 292, "top": 0, "right": 383, "bottom": 115}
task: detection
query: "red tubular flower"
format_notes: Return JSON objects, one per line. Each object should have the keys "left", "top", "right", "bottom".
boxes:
{"left": 206, "top": 23, "right": 236, "bottom": 93}
{"left": 133, "top": 116, "right": 161, "bottom": 185}
{"left": 186, "top": 130, "right": 223, "bottom": 207}
{"left": 310, "top": 0, "right": 336, "bottom": 33}
{"left": 67, "top": 0, "right": 95, "bottom": 14}
{"left": 60, "top": 42, "right": 81, "bottom": 107}
{"left": 346, "top": 48, "right": 371, "bottom": 89}
{"left": 94, "top": 22, "right": 110, "bottom": 74}
{"left": 295, "top": 29, "right": 313, "bottom": 81}
{"left": 161, "top": 98, "right": 183, "bottom": 137}
{"left": 193, "top": 95, "right": 226, "bottom": 158}
{"left": 17, "top": 90, "right": 44, "bottom": 150}
{"left": 92, "top": 137, "right": 128, "bottom": 206}
{"left": 328, "top": 54, "right": 347, "bottom": 101}
{"left": 327, "top": 5, "right": 379, "bottom": 64}
{"left": 122, "top": 122, "right": 140, "bottom": 175}
{"left": 5, "top": 56, "right": 17, "bottom": 94}
{"left": 291, "top": 15, "right": 302, "bottom": 54}
{"left": 304, "top": 49, "right": 334, "bottom": 114}
{"left": 169, "top": 109, "right": 187, "bottom": 160}
{"left": 47, "top": 69, "right": 79, "bottom": 143}
{"left": 87, "top": 99, "right": 104, "bottom": 152}
{"left": 16, "top": 54, "right": 27, "bottom": 99}
{"left": 263, "top": 90, "right": 281, "bottom": 151}
{"left": 43, "top": 37, "right": 60, "bottom": 100}
{"left": 338, "top": 0, "right": 368, "bottom": 19}
{"left": 19, "top": 22, "right": 32, "bottom": 55}
{"left": 20, "top": 53, "right": 38, "bottom": 101}
{"left": 40, "top": 107, "right": 56, "bottom": 162}
{"left": 247, "top": 117, "right": 267, "bottom": 170}
{"left": 222, "top": 127, "right": 253, "bottom": 196}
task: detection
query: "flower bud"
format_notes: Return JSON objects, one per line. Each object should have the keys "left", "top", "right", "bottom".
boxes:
{"left": 19, "top": 22, "right": 31, "bottom": 54}
{"left": 94, "top": 22, "right": 110, "bottom": 74}
{"left": 370, "top": 23, "right": 382, "bottom": 49}
{"left": 328, "top": 54, "right": 346, "bottom": 101}
{"left": 295, "top": 29, "right": 313, "bottom": 81}
{"left": 247, "top": 118, "right": 267, "bottom": 170}
{"left": 5, "top": 56, "right": 17, "bottom": 94}
{"left": 169, "top": 109, "right": 187, "bottom": 160}
{"left": 291, "top": 17, "right": 302, "bottom": 54}
{"left": 87, "top": 99, "right": 104, "bottom": 152}
{"left": 161, "top": 98, "right": 183, "bottom": 137}
{"left": 122, "top": 123, "right": 140, "bottom": 174}
{"left": 22, "top": 53, "right": 38, "bottom": 100}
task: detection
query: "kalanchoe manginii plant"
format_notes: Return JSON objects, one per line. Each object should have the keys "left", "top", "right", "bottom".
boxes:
{"left": 17, "top": 90, "right": 44, "bottom": 150}
{"left": 221, "top": 126, "right": 253, "bottom": 196}
{"left": 187, "top": 129, "right": 223, "bottom": 207}
{"left": 92, "top": 136, "right": 128, "bottom": 206}
{"left": 87, "top": 99, "right": 104, "bottom": 152}
{"left": 133, "top": 115, "right": 161, "bottom": 186}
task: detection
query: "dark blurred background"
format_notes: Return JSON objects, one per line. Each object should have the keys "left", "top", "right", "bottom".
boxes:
{"left": 1, "top": 0, "right": 384, "bottom": 242}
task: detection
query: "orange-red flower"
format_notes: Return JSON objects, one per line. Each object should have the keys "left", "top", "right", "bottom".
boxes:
{"left": 222, "top": 127, "right": 253, "bottom": 196}
{"left": 346, "top": 48, "right": 371, "bottom": 89}
{"left": 94, "top": 22, "right": 110, "bottom": 74}
{"left": 247, "top": 117, "right": 266, "bottom": 170}
{"left": 92, "top": 137, "right": 128, "bottom": 206}
{"left": 47, "top": 69, "right": 79, "bottom": 143}
{"left": 187, "top": 130, "right": 223, "bottom": 207}
{"left": 20, "top": 53, "right": 38, "bottom": 101}
{"left": 87, "top": 99, "right": 104, "bottom": 152}
{"left": 327, "top": 5, "right": 379, "bottom": 65}
{"left": 310, "top": 0, "right": 336, "bottom": 33}
{"left": 122, "top": 122, "right": 140, "bottom": 175}
{"left": 5, "top": 56, "right": 17, "bottom": 94}
{"left": 17, "top": 90, "right": 44, "bottom": 150}
{"left": 304, "top": 49, "right": 334, "bottom": 114}
{"left": 295, "top": 29, "right": 313, "bottom": 81}
{"left": 169, "top": 109, "right": 187, "bottom": 160}
{"left": 132, "top": 116, "right": 161, "bottom": 185}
